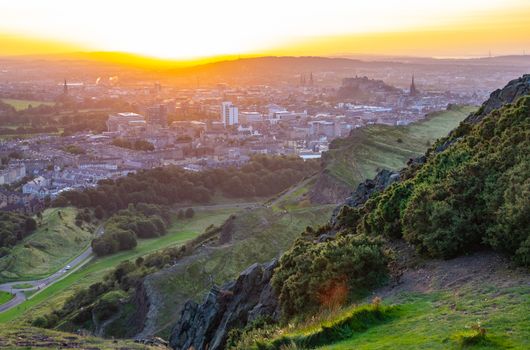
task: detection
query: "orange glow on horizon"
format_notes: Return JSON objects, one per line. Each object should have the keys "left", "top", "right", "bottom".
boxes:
{"left": 0, "top": 1, "right": 529, "bottom": 63}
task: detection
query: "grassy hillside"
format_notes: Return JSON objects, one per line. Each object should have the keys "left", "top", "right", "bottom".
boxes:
{"left": 0, "top": 207, "right": 96, "bottom": 282}
{"left": 0, "top": 207, "right": 235, "bottom": 324}
{"left": 321, "top": 106, "right": 475, "bottom": 190}
{"left": 138, "top": 204, "right": 334, "bottom": 337}
{"left": 234, "top": 252, "right": 530, "bottom": 350}
{"left": 318, "top": 287, "right": 529, "bottom": 350}
{"left": 0, "top": 291, "right": 14, "bottom": 305}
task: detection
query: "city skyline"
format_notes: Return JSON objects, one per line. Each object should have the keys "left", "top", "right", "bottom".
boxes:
{"left": 1, "top": 0, "right": 530, "bottom": 61}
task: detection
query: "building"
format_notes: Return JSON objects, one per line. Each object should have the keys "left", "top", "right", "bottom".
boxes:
{"left": 145, "top": 104, "right": 168, "bottom": 128}
{"left": 239, "top": 112, "right": 262, "bottom": 124}
{"left": 221, "top": 101, "right": 239, "bottom": 126}
{"left": 107, "top": 112, "right": 146, "bottom": 133}
{"left": 310, "top": 121, "right": 337, "bottom": 138}
{"left": 0, "top": 164, "right": 26, "bottom": 185}
{"left": 22, "top": 176, "right": 49, "bottom": 197}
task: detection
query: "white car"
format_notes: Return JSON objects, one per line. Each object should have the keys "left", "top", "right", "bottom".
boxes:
{"left": 65, "top": 265, "right": 71, "bottom": 271}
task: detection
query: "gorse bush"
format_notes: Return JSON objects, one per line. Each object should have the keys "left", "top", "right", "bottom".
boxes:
{"left": 272, "top": 231, "right": 388, "bottom": 319}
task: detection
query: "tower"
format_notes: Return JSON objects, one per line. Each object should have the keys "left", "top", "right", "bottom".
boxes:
{"left": 63, "top": 79, "right": 68, "bottom": 95}
{"left": 309, "top": 72, "right": 314, "bottom": 86}
{"left": 409, "top": 75, "right": 418, "bottom": 96}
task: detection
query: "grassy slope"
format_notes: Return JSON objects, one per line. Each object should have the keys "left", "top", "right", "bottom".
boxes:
{"left": 0, "top": 291, "right": 14, "bottom": 305}
{"left": 0, "top": 326, "right": 164, "bottom": 350}
{"left": 0, "top": 207, "right": 235, "bottom": 324}
{"left": 318, "top": 286, "right": 529, "bottom": 350}
{"left": 0, "top": 207, "right": 96, "bottom": 282}
{"left": 245, "top": 252, "right": 530, "bottom": 350}
{"left": 324, "top": 106, "right": 476, "bottom": 188}
{"left": 0, "top": 98, "right": 54, "bottom": 111}
{"left": 146, "top": 204, "right": 335, "bottom": 336}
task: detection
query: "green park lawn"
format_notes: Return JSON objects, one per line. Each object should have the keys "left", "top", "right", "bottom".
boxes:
{"left": 0, "top": 291, "right": 14, "bottom": 306}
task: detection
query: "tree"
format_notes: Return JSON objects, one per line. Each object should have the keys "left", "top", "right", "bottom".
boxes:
{"left": 94, "top": 206, "right": 104, "bottom": 220}
{"left": 185, "top": 208, "right": 195, "bottom": 218}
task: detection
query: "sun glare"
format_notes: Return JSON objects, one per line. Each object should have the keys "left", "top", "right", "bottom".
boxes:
{"left": 0, "top": 0, "right": 529, "bottom": 59}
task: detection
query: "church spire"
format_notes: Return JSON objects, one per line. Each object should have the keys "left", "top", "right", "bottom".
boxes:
{"left": 409, "top": 74, "right": 418, "bottom": 96}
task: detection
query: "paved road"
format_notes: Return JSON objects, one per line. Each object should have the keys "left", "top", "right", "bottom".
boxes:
{"left": 0, "top": 225, "right": 104, "bottom": 313}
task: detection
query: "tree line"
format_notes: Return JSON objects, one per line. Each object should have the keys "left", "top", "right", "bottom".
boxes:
{"left": 52, "top": 155, "right": 318, "bottom": 215}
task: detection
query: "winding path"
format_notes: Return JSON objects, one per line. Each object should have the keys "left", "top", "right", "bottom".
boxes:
{"left": 0, "top": 225, "right": 104, "bottom": 313}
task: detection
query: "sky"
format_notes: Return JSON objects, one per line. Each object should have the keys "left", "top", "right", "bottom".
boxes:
{"left": 0, "top": 0, "right": 530, "bottom": 60}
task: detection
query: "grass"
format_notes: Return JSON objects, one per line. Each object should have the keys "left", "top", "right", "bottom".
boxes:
{"left": 313, "top": 286, "right": 530, "bottom": 350}
{"left": 0, "top": 207, "right": 236, "bottom": 325}
{"left": 0, "top": 326, "right": 164, "bottom": 349}
{"left": 12, "top": 283, "right": 33, "bottom": 290}
{"left": 0, "top": 98, "right": 54, "bottom": 111}
{"left": 146, "top": 204, "right": 335, "bottom": 337}
{"left": 325, "top": 106, "right": 476, "bottom": 188}
{"left": 257, "top": 303, "right": 397, "bottom": 350}
{"left": 0, "top": 291, "right": 14, "bottom": 306}
{"left": 232, "top": 280, "right": 530, "bottom": 349}
{"left": 0, "top": 207, "right": 96, "bottom": 282}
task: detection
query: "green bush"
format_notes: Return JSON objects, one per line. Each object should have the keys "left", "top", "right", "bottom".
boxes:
{"left": 272, "top": 234, "right": 389, "bottom": 319}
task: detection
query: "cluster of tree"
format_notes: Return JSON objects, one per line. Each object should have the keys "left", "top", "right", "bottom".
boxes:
{"left": 0, "top": 126, "right": 58, "bottom": 135}
{"left": 75, "top": 208, "right": 93, "bottom": 227}
{"left": 52, "top": 155, "right": 318, "bottom": 215}
{"left": 111, "top": 138, "right": 155, "bottom": 151}
{"left": 0, "top": 101, "right": 129, "bottom": 136}
{"left": 0, "top": 212, "right": 37, "bottom": 253}
{"left": 91, "top": 203, "right": 170, "bottom": 256}
{"left": 38, "top": 223, "right": 224, "bottom": 331}
{"left": 177, "top": 208, "right": 195, "bottom": 219}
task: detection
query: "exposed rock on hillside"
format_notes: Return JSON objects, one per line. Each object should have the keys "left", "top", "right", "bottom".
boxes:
{"left": 466, "top": 74, "right": 530, "bottom": 123}
{"left": 169, "top": 260, "right": 279, "bottom": 350}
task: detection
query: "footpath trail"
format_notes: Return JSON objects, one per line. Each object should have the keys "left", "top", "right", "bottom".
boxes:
{"left": 0, "top": 225, "right": 104, "bottom": 313}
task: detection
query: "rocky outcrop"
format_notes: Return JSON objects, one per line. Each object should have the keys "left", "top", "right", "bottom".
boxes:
{"left": 169, "top": 259, "right": 279, "bottom": 350}
{"left": 330, "top": 169, "right": 400, "bottom": 224}
{"left": 465, "top": 74, "right": 530, "bottom": 124}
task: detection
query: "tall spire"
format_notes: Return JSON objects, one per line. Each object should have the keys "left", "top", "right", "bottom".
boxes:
{"left": 409, "top": 74, "right": 418, "bottom": 96}
{"left": 63, "top": 79, "right": 68, "bottom": 94}
{"left": 309, "top": 72, "right": 314, "bottom": 86}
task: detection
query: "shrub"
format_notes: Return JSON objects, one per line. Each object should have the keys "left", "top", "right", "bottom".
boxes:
{"left": 272, "top": 234, "right": 389, "bottom": 319}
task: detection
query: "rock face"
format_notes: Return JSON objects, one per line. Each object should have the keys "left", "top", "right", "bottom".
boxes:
{"left": 169, "top": 259, "right": 279, "bottom": 350}
{"left": 465, "top": 74, "right": 530, "bottom": 124}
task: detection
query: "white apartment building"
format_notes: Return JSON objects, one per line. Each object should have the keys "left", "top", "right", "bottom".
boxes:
{"left": 221, "top": 102, "right": 239, "bottom": 126}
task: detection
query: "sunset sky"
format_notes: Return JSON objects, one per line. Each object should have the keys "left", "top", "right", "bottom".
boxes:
{"left": 1, "top": 0, "right": 530, "bottom": 60}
